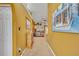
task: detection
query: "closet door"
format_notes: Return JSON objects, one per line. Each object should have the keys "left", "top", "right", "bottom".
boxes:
{"left": 0, "top": 5, "right": 12, "bottom": 56}
{"left": 3, "top": 6, "right": 12, "bottom": 56}
{"left": 0, "top": 12, "right": 3, "bottom": 55}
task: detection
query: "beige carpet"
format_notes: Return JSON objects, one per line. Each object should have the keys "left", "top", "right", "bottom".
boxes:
{"left": 22, "top": 37, "right": 53, "bottom": 56}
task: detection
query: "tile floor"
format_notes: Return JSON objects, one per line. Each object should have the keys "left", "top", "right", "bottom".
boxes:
{"left": 22, "top": 37, "right": 53, "bottom": 56}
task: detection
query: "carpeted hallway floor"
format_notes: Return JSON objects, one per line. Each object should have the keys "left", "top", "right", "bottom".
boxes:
{"left": 22, "top": 37, "right": 53, "bottom": 56}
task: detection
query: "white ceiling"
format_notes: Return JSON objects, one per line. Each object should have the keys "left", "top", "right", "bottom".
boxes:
{"left": 23, "top": 3, "right": 48, "bottom": 22}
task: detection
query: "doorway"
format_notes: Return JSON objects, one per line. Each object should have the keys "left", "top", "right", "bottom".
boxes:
{"left": 26, "top": 19, "right": 33, "bottom": 48}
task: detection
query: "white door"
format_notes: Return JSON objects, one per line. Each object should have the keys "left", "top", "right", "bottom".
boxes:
{"left": 0, "top": 5, "right": 12, "bottom": 56}
{"left": 0, "top": 14, "right": 3, "bottom": 55}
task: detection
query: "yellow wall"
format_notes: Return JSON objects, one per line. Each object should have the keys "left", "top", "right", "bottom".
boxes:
{"left": 12, "top": 3, "right": 34, "bottom": 56}
{"left": 48, "top": 3, "right": 79, "bottom": 56}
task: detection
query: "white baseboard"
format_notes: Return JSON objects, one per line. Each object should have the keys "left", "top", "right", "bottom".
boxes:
{"left": 21, "top": 48, "right": 27, "bottom": 56}
{"left": 47, "top": 43, "right": 56, "bottom": 56}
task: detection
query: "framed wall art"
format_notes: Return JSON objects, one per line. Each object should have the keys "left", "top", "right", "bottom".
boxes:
{"left": 52, "top": 3, "right": 79, "bottom": 33}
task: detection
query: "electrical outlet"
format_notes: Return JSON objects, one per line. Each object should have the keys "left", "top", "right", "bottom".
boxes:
{"left": 17, "top": 48, "right": 22, "bottom": 54}
{"left": 17, "top": 48, "right": 24, "bottom": 55}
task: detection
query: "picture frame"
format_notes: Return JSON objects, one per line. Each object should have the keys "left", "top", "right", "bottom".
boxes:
{"left": 52, "top": 3, "right": 79, "bottom": 33}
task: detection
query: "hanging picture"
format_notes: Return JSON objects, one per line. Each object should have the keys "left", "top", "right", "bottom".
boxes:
{"left": 52, "top": 3, "right": 79, "bottom": 33}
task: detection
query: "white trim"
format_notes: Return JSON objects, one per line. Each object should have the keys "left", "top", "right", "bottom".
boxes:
{"left": 21, "top": 48, "right": 27, "bottom": 56}
{"left": 47, "top": 43, "right": 56, "bottom": 56}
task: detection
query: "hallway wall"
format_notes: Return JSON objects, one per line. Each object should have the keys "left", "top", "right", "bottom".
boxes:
{"left": 12, "top": 4, "right": 34, "bottom": 56}
{"left": 48, "top": 3, "right": 79, "bottom": 56}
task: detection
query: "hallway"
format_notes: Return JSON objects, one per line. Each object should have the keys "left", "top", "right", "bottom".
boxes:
{"left": 22, "top": 37, "right": 53, "bottom": 56}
